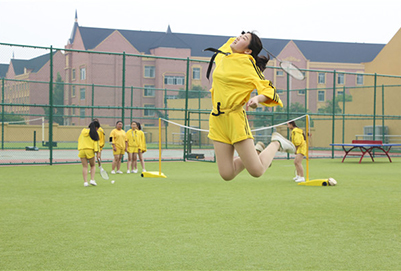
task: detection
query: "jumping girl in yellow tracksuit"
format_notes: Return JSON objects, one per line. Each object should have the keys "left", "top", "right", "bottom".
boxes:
{"left": 288, "top": 121, "right": 307, "bottom": 183}
{"left": 78, "top": 120, "right": 100, "bottom": 187}
{"left": 206, "top": 31, "right": 296, "bottom": 181}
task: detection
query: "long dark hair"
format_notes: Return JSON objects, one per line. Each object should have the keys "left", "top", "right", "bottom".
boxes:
{"left": 135, "top": 121, "right": 142, "bottom": 130}
{"left": 288, "top": 121, "right": 306, "bottom": 140}
{"left": 88, "top": 121, "right": 100, "bottom": 141}
{"left": 242, "top": 31, "right": 270, "bottom": 72}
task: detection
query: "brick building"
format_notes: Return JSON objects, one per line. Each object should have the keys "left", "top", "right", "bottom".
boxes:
{"left": 1, "top": 13, "right": 386, "bottom": 126}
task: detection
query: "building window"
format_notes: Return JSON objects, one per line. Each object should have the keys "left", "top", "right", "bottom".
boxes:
{"left": 72, "top": 86, "right": 76, "bottom": 97}
{"left": 337, "top": 90, "right": 344, "bottom": 96}
{"left": 72, "top": 106, "right": 75, "bottom": 115}
{"left": 318, "top": 73, "right": 325, "bottom": 84}
{"left": 164, "top": 76, "right": 185, "bottom": 85}
{"left": 193, "top": 67, "right": 200, "bottom": 80}
{"left": 318, "top": 90, "right": 325, "bottom": 102}
{"left": 276, "top": 70, "right": 284, "bottom": 76}
{"left": 144, "top": 104, "right": 155, "bottom": 116}
{"left": 337, "top": 73, "right": 345, "bottom": 85}
{"left": 72, "top": 69, "right": 76, "bottom": 81}
{"left": 80, "top": 108, "right": 85, "bottom": 119}
{"left": 144, "top": 66, "right": 155, "bottom": 78}
{"left": 80, "top": 67, "right": 86, "bottom": 80}
{"left": 298, "top": 90, "right": 305, "bottom": 95}
{"left": 357, "top": 74, "right": 364, "bottom": 85}
{"left": 80, "top": 88, "right": 85, "bottom": 100}
{"left": 144, "top": 85, "right": 155, "bottom": 97}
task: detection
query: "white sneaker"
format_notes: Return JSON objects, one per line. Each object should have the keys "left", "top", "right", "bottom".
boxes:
{"left": 132, "top": 169, "right": 138, "bottom": 173}
{"left": 142, "top": 169, "right": 146, "bottom": 172}
{"left": 116, "top": 170, "right": 123, "bottom": 174}
{"left": 271, "top": 132, "right": 296, "bottom": 154}
{"left": 255, "top": 141, "right": 265, "bottom": 153}
{"left": 295, "top": 177, "right": 305, "bottom": 183}
{"left": 127, "top": 170, "right": 131, "bottom": 174}
{"left": 293, "top": 175, "right": 300, "bottom": 181}
{"left": 111, "top": 170, "right": 116, "bottom": 174}
{"left": 84, "top": 182, "right": 89, "bottom": 187}
{"left": 90, "top": 180, "right": 97, "bottom": 186}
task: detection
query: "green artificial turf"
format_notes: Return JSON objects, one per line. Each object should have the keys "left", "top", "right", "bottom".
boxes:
{"left": 1, "top": 158, "right": 400, "bottom": 270}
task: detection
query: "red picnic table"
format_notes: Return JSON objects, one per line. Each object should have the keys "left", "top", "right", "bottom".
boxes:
{"left": 330, "top": 140, "right": 401, "bottom": 163}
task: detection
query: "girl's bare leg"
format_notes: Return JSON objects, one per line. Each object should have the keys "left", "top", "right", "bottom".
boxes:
{"left": 133, "top": 153, "right": 138, "bottom": 171}
{"left": 138, "top": 152, "right": 145, "bottom": 171}
{"left": 81, "top": 158, "right": 88, "bottom": 183}
{"left": 88, "top": 157, "right": 96, "bottom": 180}
{"left": 294, "top": 153, "right": 304, "bottom": 177}
{"left": 214, "top": 139, "right": 280, "bottom": 181}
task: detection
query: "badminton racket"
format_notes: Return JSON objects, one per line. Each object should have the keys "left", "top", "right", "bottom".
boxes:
{"left": 263, "top": 48, "right": 304, "bottom": 81}
{"left": 97, "top": 158, "right": 109, "bottom": 180}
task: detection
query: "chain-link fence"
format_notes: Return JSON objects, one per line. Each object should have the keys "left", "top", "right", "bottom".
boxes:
{"left": 1, "top": 42, "right": 401, "bottom": 165}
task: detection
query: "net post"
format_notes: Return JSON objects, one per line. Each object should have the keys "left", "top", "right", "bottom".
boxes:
{"left": 305, "top": 115, "right": 310, "bottom": 181}
{"left": 159, "top": 118, "right": 162, "bottom": 174}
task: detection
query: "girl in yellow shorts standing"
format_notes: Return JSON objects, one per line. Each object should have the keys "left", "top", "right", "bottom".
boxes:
{"left": 288, "top": 121, "right": 307, "bottom": 183}
{"left": 126, "top": 121, "right": 139, "bottom": 173}
{"left": 78, "top": 120, "right": 100, "bottom": 187}
{"left": 206, "top": 31, "right": 296, "bottom": 181}
{"left": 135, "top": 121, "right": 147, "bottom": 173}
{"left": 109, "top": 120, "right": 126, "bottom": 174}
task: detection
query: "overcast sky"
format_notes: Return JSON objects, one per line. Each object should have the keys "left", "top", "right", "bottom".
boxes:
{"left": 1, "top": 0, "right": 401, "bottom": 63}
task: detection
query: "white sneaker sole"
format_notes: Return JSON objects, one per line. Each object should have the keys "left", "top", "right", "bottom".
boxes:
{"left": 271, "top": 132, "right": 296, "bottom": 154}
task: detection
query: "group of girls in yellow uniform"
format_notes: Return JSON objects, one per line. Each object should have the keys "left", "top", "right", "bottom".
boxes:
{"left": 78, "top": 119, "right": 146, "bottom": 186}
{"left": 108, "top": 120, "right": 147, "bottom": 174}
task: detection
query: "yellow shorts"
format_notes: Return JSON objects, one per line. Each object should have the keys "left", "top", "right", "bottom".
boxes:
{"left": 208, "top": 109, "right": 253, "bottom": 145}
{"left": 127, "top": 146, "right": 139, "bottom": 153}
{"left": 296, "top": 143, "right": 307, "bottom": 156}
{"left": 78, "top": 149, "right": 95, "bottom": 159}
{"left": 113, "top": 148, "right": 125, "bottom": 156}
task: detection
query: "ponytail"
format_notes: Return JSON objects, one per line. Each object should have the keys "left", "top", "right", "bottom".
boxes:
{"left": 88, "top": 121, "right": 100, "bottom": 141}
{"left": 243, "top": 31, "right": 270, "bottom": 72}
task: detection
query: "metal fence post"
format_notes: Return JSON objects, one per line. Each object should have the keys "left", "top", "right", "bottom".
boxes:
{"left": 331, "top": 70, "right": 336, "bottom": 158}
{"left": 372, "top": 73, "right": 377, "bottom": 141}
{"left": 1, "top": 78, "right": 4, "bottom": 150}
{"left": 183, "top": 57, "right": 190, "bottom": 161}
{"left": 121, "top": 52, "right": 126, "bottom": 123}
{"left": 49, "top": 46, "right": 54, "bottom": 165}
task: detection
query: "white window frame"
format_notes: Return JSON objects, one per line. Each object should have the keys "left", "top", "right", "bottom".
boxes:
{"left": 80, "top": 67, "right": 86, "bottom": 80}
{"left": 144, "top": 66, "right": 155, "bottom": 78}
{"left": 80, "top": 88, "right": 85, "bottom": 100}
{"left": 144, "top": 104, "right": 155, "bottom": 116}
{"left": 356, "top": 74, "right": 364, "bottom": 85}
{"left": 164, "top": 75, "right": 185, "bottom": 85}
{"left": 318, "top": 90, "right": 325, "bottom": 102}
{"left": 318, "top": 73, "right": 325, "bottom": 84}
{"left": 144, "top": 85, "right": 155, "bottom": 97}
{"left": 192, "top": 67, "right": 201, "bottom": 80}
{"left": 337, "top": 73, "right": 345, "bottom": 85}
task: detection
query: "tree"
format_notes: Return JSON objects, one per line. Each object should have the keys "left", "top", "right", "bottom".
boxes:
{"left": 252, "top": 102, "right": 311, "bottom": 129}
{"left": 177, "top": 85, "right": 209, "bottom": 99}
{"left": 0, "top": 112, "right": 26, "bottom": 123}
{"left": 43, "top": 73, "right": 64, "bottom": 125}
{"left": 318, "top": 94, "right": 352, "bottom": 114}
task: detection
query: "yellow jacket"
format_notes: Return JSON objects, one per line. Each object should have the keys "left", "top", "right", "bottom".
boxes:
{"left": 291, "top": 127, "right": 307, "bottom": 156}
{"left": 97, "top": 127, "right": 105, "bottom": 149}
{"left": 78, "top": 128, "right": 99, "bottom": 152}
{"left": 137, "top": 130, "right": 147, "bottom": 152}
{"left": 109, "top": 129, "right": 126, "bottom": 150}
{"left": 126, "top": 129, "right": 139, "bottom": 148}
{"left": 210, "top": 38, "right": 283, "bottom": 114}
